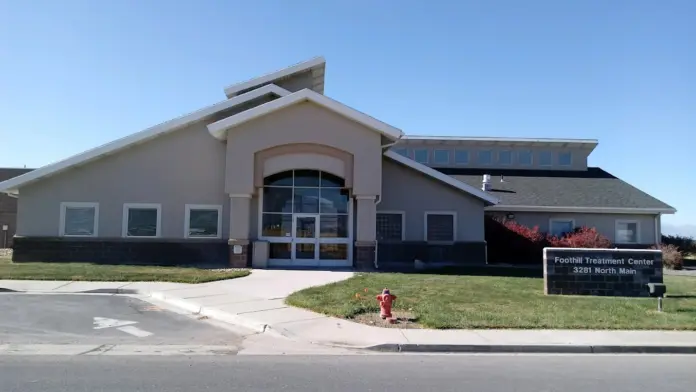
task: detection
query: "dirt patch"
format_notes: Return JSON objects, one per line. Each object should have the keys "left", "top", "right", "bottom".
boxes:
{"left": 352, "top": 310, "right": 421, "bottom": 329}
{"left": 0, "top": 249, "right": 11, "bottom": 258}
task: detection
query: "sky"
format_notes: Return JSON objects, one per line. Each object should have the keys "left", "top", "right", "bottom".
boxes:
{"left": 0, "top": 0, "right": 694, "bottom": 235}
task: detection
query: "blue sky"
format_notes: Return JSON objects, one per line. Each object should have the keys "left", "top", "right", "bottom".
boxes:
{"left": 1, "top": 0, "right": 694, "bottom": 233}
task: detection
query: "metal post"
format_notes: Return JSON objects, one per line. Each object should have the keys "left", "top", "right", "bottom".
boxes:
{"left": 657, "top": 297, "right": 663, "bottom": 312}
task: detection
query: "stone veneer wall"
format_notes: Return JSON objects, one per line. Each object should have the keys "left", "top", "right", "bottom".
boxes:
{"left": 12, "top": 237, "right": 234, "bottom": 267}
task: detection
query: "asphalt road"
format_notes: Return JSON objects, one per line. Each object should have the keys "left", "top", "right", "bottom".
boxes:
{"left": 0, "top": 293, "right": 242, "bottom": 346}
{"left": 1, "top": 354, "right": 695, "bottom": 392}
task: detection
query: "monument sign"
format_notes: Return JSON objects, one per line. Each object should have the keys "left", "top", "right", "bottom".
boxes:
{"left": 543, "top": 247, "right": 663, "bottom": 297}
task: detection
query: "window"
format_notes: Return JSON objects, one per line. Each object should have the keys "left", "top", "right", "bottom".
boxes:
{"left": 393, "top": 148, "right": 408, "bottom": 157}
{"left": 122, "top": 203, "right": 161, "bottom": 238}
{"left": 413, "top": 149, "right": 429, "bottom": 164}
{"left": 498, "top": 150, "right": 512, "bottom": 165}
{"left": 432, "top": 149, "right": 450, "bottom": 165}
{"left": 478, "top": 150, "right": 493, "bottom": 165}
{"left": 424, "top": 212, "right": 456, "bottom": 242}
{"left": 59, "top": 202, "right": 98, "bottom": 237}
{"left": 549, "top": 219, "right": 575, "bottom": 237}
{"left": 518, "top": 150, "right": 532, "bottom": 165}
{"left": 559, "top": 152, "right": 572, "bottom": 166}
{"left": 185, "top": 204, "right": 222, "bottom": 238}
{"left": 454, "top": 150, "right": 469, "bottom": 165}
{"left": 539, "top": 151, "right": 553, "bottom": 166}
{"left": 376, "top": 212, "right": 405, "bottom": 242}
{"left": 615, "top": 220, "right": 640, "bottom": 244}
{"left": 261, "top": 170, "right": 349, "bottom": 239}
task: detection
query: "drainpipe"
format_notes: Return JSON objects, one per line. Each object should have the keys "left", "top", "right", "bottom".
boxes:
{"left": 374, "top": 195, "right": 382, "bottom": 269}
{"left": 381, "top": 134, "right": 404, "bottom": 150}
{"left": 654, "top": 214, "right": 661, "bottom": 246}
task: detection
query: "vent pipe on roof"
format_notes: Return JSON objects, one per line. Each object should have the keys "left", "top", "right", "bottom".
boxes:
{"left": 482, "top": 174, "right": 492, "bottom": 191}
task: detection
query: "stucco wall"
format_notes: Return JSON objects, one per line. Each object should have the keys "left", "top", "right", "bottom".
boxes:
{"left": 379, "top": 158, "right": 486, "bottom": 242}
{"left": 225, "top": 101, "right": 383, "bottom": 197}
{"left": 17, "top": 123, "right": 229, "bottom": 238}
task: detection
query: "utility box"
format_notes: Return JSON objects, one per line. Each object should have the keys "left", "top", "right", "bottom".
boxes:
{"left": 252, "top": 241, "right": 269, "bottom": 269}
{"left": 646, "top": 283, "right": 667, "bottom": 298}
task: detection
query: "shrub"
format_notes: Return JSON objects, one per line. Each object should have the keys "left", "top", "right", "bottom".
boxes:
{"left": 548, "top": 227, "right": 611, "bottom": 248}
{"left": 653, "top": 243, "right": 683, "bottom": 270}
{"left": 500, "top": 219, "right": 546, "bottom": 244}
{"left": 661, "top": 234, "right": 696, "bottom": 254}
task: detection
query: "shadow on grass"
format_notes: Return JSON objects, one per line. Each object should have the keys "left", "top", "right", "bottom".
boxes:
{"left": 668, "top": 295, "right": 696, "bottom": 299}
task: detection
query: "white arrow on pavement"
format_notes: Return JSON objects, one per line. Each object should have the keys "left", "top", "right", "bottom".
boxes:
{"left": 93, "top": 317, "right": 138, "bottom": 330}
{"left": 93, "top": 317, "right": 153, "bottom": 338}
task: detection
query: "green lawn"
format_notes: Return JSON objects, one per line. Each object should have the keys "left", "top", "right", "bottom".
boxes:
{"left": 286, "top": 272, "right": 696, "bottom": 330}
{"left": 0, "top": 257, "right": 250, "bottom": 283}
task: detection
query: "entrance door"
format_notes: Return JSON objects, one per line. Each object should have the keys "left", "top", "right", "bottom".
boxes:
{"left": 292, "top": 214, "right": 319, "bottom": 266}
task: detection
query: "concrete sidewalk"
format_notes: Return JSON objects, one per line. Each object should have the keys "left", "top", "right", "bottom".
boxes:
{"left": 3, "top": 272, "right": 696, "bottom": 354}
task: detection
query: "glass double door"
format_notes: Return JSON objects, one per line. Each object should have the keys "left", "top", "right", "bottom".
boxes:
{"left": 290, "top": 214, "right": 350, "bottom": 267}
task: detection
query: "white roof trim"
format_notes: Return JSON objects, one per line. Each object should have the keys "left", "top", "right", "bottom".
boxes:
{"left": 208, "top": 88, "right": 404, "bottom": 141}
{"left": 224, "top": 57, "right": 326, "bottom": 98}
{"left": 403, "top": 135, "right": 599, "bottom": 145}
{"left": 383, "top": 150, "right": 500, "bottom": 205}
{"left": 0, "top": 84, "right": 291, "bottom": 195}
{"left": 486, "top": 205, "right": 677, "bottom": 214}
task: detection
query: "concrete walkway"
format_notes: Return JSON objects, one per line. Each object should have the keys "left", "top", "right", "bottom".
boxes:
{"left": 3, "top": 271, "right": 696, "bottom": 354}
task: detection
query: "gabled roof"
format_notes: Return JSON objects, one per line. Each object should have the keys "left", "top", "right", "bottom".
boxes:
{"left": 224, "top": 57, "right": 326, "bottom": 98}
{"left": 208, "top": 88, "right": 404, "bottom": 141}
{"left": 440, "top": 167, "right": 676, "bottom": 214}
{"left": 383, "top": 150, "right": 499, "bottom": 205}
{"left": 0, "top": 84, "right": 291, "bottom": 195}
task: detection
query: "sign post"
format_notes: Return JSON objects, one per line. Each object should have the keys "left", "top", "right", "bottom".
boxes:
{"left": 543, "top": 247, "right": 663, "bottom": 298}
{"left": 1, "top": 225, "right": 7, "bottom": 249}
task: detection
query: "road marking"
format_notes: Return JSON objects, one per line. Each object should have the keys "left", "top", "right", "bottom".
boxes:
{"left": 117, "top": 326, "right": 154, "bottom": 338}
{"left": 93, "top": 317, "right": 137, "bottom": 330}
{"left": 93, "top": 317, "right": 153, "bottom": 338}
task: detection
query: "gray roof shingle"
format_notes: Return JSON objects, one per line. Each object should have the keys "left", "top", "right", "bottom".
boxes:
{"left": 436, "top": 167, "right": 674, "bottom": 210}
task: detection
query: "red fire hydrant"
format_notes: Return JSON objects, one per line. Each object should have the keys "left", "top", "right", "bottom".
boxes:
{"left": 376, "top": 288, "right": 397, "bottom": 319}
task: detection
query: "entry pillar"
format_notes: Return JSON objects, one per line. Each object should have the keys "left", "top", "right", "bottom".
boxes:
{"left": 355, "top": 195, "right": 377, "bottom": 271}
{"left": 228, "top": 194, "right": 252, "bottom": 268}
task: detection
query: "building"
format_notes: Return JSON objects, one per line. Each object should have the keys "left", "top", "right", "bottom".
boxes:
{"left": 0, "top": 168, "right": 33, "bottom": 248}
{"left": 0, "top": 57, "right": 676, "bottom": 268}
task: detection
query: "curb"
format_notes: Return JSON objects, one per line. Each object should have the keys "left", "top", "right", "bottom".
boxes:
{"left": 366, "top": 343, "right": 696, "bottom": 354}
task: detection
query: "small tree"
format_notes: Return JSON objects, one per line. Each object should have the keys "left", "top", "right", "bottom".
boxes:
{"left": 548, "top": 227, "right": 611, "bottom": 248}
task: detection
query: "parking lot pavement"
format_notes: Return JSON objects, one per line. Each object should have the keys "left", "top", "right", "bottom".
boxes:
{"left": 0, "top": 293, "right": 245, "bottom": 346}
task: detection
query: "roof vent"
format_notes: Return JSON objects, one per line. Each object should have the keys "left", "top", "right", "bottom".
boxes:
{"left": 500, "top": 175, "right": 505, "bottom": 182}
{"left": 482, "top": 174, "right": 492, "bottom": 191}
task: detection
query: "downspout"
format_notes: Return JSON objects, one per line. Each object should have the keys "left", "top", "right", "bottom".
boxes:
{"left": 654, "top": 214, "right": 661, "bottom": 246}
{"left": 374, "top": 195, "right": 382, "bottom": 269}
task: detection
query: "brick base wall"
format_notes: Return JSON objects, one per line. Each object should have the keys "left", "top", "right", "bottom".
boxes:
{"left": 377, "top": 241, "right": 487, "bottom": 268}
{"left": 12, "top": 237, "right": 229, "bottom": 267}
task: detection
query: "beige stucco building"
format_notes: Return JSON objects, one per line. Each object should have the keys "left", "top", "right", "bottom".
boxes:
{"left": 0, "top": 57, "right": 676, "bottom": 269}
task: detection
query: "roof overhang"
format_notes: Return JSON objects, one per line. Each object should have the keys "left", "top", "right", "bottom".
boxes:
{"left": 208, "top": 88, "right": 404, "bottom": 141}
{"left": 384, "top": 150, "right": 500, "bottom": 206}
{"left": 402, "top": 136, "right": 599, "bottom": 151}
{"left": 0, "top": 84, "right": 292, "bottom": 195}
{"left": 486, "top": 205, "right": 677, "bottom": 215}
{"left": 224, "top": 57, "right": 326, "bottom": 98}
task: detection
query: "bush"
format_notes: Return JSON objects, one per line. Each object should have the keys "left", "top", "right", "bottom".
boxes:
{"left": 499, "top": 219, "right": 546, "bottom": 244}
{"left": 548, "top": 227, "right": 612, "bottom": 248}
{"left": 661, "top": 234, "right": 696, "bottom": 254}
{"left": 653, "top": 243, "right": 683, "bottom": 270}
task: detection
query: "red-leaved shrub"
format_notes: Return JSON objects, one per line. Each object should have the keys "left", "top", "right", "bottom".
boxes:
{"left": 500, "top": 220, "right": 546, "bottom": 244}
{"left": 547, "top": 227, "right": 611, "bottom": 248}
{"left": 652, "top": 243, "right": 683, "bottom": 270}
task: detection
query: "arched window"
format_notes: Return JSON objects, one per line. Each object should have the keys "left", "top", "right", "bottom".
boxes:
{"left": 260, "top": 170, "right": 349, "bottom": 238}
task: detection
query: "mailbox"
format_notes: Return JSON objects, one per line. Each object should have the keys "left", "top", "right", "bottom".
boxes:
{"left": 646, "top": 283, "right": 667, "bottom": 298}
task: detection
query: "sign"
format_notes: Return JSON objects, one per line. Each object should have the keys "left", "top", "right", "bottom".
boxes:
{"left": 93, "top": 317, "right": 153, "bottom": 337}
{"left": 233, "top": 245, "right": 242, "bottom": 254}
{"left": 543, "top": 247, "right": 663, "bottom": 298}
{"left": 1, "top": 225, "right": 7, "bottom": 231}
